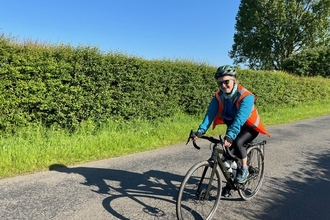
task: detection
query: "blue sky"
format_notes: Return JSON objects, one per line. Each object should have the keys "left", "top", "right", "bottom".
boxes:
{"left": 0, "top": 0, "right": 241, "bottom": 67}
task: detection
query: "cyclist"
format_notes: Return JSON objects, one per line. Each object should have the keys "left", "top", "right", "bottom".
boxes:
{"left": 193, "top": 65, "right": 270, "bottom": 196}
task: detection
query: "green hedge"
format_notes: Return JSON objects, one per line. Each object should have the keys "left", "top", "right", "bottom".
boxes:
{"left": 281, "top": 46, "right": 330, "bottom": 77}
{"left": 237, "top": 70, "right": 330, "bottom": 109}
{"left": 0, "top": 36, "right": 217, "bottom": 132}
{"left": 1, "top": 34, "right": 330, "bottom": 132}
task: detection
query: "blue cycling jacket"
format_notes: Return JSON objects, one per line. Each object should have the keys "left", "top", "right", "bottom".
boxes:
{"left": 197, "top": 86, "right": 254, "bottom": 141}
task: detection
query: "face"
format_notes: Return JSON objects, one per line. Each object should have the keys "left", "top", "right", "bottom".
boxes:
{"left": 217, "top": 76, "right": 235, "bottom": 93}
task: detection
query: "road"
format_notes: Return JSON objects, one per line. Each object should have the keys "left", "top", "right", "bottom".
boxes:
{"left": 0, "top": 116, "right": 330, "bottom": 220}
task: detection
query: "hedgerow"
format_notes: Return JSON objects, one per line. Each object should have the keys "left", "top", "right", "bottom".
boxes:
{"left": 1, "top": 34, "right": 330, "bottom": 132}
{"left": 281, "top": 46, "right": 330, "bottom": 77}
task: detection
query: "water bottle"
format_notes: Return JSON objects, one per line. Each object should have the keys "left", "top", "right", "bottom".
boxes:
{"left": 222, "top": 156, "right": 233, "bottom": 173}
{"left": 231, "top": 161, "right": 237, "bottom": 179}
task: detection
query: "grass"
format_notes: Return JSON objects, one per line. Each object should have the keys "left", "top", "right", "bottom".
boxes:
{"left": 1, "top": 99, "right": 330, "bottom": 179}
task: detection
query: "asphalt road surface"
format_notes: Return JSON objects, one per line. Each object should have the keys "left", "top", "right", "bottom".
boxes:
{"left": 1, "top": 115, "right": 330, "bottom": 220}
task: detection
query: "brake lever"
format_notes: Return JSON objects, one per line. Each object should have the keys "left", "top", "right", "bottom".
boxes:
{"left": 186, "top": 130, "right": 194, "bottom": 145}
{"left": 186, "top": 130, "right": 201, "bottom": 150}
{"left": 185, "top": 137, "right": 190, "bottom": 145}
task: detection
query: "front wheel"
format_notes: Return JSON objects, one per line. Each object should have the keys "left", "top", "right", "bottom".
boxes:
{"left": 238, "top": 145, "right": 265, "bottom": 200}
{"left": 176, "top": 161, "right": 222, "bottom": 220}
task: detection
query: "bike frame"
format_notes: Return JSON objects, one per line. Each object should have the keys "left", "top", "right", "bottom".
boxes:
{"left": 199, "top": 143, "right": 237, "bottom": 200}
{"left": 177, "top": 131, "right": 267, "bottom": 220}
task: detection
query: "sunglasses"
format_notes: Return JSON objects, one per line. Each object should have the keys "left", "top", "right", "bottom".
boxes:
{"left": 217, "top": 79, "right": 233, "bottom": 86}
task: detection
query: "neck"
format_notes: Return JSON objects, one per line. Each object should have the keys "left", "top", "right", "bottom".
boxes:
{"left": 222, "top": 83, "right": 238, "bottom": 99}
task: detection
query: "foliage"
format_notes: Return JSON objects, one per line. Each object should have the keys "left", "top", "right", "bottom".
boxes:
{"left": 0, "top": 34, "right": 217, "bottom": 132}
{"left": 230, "top": 0, "right": 330, "bottom": 70}
{"left": 281, "top": 46, "right": 330, "bottom": 77}
{"left": 237, "top": 69, "right": 330, "bottom": 110}
{"left": 1, "top": 33, "right": 330, "bottom": 133}
{"left": 1, "top": 33, "right": 330, "bottom": 178}
{"left": 1, "top": 99, "right": 330, "bottom": 179}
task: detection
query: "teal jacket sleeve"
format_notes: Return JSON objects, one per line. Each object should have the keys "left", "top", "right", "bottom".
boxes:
{"left": 197, "top": 96, "right": 218, "bottom": 134}
{"left": 225, "top": 94, "right": 254, "bottom": 140}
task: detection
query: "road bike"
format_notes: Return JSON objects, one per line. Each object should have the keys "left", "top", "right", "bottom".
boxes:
{"left": 176, "top": 130, "right": 267, "bottom": 220}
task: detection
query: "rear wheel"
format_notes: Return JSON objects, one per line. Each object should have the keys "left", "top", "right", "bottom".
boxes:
{"left": 176, "top": 161, "right": 222, "bottom": 220}
{"left": 238, "top": 145, "right": 265, "bottom": 200}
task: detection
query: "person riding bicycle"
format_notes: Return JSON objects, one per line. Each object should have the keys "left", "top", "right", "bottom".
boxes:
{"left": 192, "top": 65, "right": 270, "bottom": 195}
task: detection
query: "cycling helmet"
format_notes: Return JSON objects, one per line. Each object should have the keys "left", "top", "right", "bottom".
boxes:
{"left": 214, "top": 65, "right": 237, "bottom": 79}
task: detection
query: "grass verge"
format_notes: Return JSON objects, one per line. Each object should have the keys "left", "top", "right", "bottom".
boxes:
{"left": 1, "top": 99, "right": 330, "bottom": 179}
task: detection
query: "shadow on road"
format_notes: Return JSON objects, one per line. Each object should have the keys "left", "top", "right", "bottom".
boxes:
{"left": 49, "top": 164, "right": 182, "bottom": 219}
{"left": 245, "top": 148, "right": 330, "bottom": 220}
{"left": 48, "top": 133, "right": 330, "bottom": 219}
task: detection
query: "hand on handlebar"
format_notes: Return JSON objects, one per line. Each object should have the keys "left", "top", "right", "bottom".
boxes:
{"left": 223, "top": 139, "right": 232, "bottom": 148}
{"left": 223, "top": 136, "right": 233, "bottom": 148}
{"left": 186, "top": 130, "right": 204, "bottom": 149}
{"left": 191, "top": 131, "right": 203, "bottom": 141}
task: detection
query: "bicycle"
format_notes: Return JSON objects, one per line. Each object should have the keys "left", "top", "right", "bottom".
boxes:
{"left": 176, "top": 130, "right": 267, "bottom": 220}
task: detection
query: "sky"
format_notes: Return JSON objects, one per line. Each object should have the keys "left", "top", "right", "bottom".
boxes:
{"left": 0, "top": 0, "right": 241, "bottom": 67}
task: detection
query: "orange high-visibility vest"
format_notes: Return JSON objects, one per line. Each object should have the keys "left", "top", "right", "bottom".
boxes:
{"left": 212, "top": 85, "right": 270, "bottom": 137}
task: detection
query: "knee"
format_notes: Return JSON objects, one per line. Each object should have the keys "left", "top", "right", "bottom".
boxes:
{"left": 235, "top": 139, "right": 245, "bottom": 149}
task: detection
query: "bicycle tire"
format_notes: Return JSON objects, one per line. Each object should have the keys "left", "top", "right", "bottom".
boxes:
{"left": 176, "top": 161, "right": 222, "bottom": 220}
{"left": 238, "top": 145, "right": 265, "bottom": 200}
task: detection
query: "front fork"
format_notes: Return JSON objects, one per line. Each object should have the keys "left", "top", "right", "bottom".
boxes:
{"left": 195, "top": 150, "right": 219, "bottom": 200}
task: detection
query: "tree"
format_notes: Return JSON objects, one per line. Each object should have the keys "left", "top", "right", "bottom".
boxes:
{"left": 229, "top": 0, "right": 330, "bottom": 70}
{"left": 282, "top": 45, "right": 330, "bottom": 77}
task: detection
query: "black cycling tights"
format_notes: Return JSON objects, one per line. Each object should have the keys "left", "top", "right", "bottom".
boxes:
{"left": 229, "top": 125, "right": 259, "bottom": 159}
